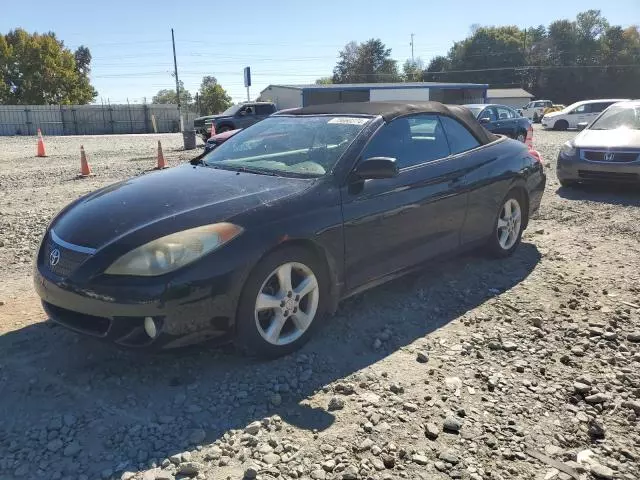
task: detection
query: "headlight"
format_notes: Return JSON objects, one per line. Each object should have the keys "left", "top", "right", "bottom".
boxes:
{"left": 105, "top": 223, "right": 243, "bottom": 276}
{"left": 560, "top": 142, "right": 576, "bottom": 157}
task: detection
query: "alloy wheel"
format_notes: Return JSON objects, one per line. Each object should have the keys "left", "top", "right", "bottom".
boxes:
{"left": 496, "top": 198, "right": 522, "bottom": 250}
{"left": 254, "top": 262, "right": 319, "bottom": 346}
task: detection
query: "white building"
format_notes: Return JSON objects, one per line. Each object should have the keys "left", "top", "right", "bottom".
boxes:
{"left": 486, "top": 88, "right": 534, "bottom": 108}
{"left": 259, "top": 82, "right": 489, "bottom": 110}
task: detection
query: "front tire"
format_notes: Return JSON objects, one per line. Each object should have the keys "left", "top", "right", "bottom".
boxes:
{"left": 533, "top": 113, "right": 540, "bottom": 123}
{"left": 486, "top": 191, "right": 525, "bottom": 258}
{"left": 554, "top": 120, "right": 569, "bottom": 131}
{"left": 235, "top": 246, "right": 328, "bottom": 358}
{"left": 515, "top": 131, "right": 526, "bottom": 143}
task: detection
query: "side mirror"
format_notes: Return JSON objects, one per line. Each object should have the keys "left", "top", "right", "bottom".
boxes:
{"left": 479, "top": 117, "right": 491, "bottom": 124}
{"left": 353, "top": 157, "right": 398, "bottom": 180}
{"left": 577, "top": 122, "right": 588, "bottom": 131}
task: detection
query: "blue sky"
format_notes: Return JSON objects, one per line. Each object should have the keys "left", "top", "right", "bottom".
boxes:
{"left": 2, "top": 0, "right": 638, "bottom": 105}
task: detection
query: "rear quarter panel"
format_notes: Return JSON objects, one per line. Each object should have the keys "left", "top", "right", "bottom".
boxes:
{"left": 460, "top": 137, "right": 539, "bottom": 244}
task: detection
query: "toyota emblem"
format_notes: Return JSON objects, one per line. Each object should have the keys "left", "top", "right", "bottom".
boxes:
{"left": 604, "top": 152, "right": 615, "bottom": 161}
{"left": 50, "top": 248, "right": 61, "bottom": 267}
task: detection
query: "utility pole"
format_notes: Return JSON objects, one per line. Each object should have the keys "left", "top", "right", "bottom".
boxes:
{"left": 171, "top": 28, "right": 182, "bottom": 131}
{"left": 410, "top": 33, "right": 415, "bottom": 63}
{"left": 523, "top": 28, "right": 527, "bottom": 60}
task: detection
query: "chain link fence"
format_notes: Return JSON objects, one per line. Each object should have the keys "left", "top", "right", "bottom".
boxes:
{"left": 0, "top": 104, "right": 197, "bottom": 136}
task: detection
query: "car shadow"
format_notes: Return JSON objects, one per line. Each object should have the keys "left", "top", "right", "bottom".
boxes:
{"left": 557, "top": 184, "right": 640, "bottom": 207}
{"left": 0, "top": 243, "right": 541, "bottom": 479}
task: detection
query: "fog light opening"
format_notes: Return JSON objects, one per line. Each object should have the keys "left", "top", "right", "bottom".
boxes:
{"left": 144, "top": 316, "right": 159, "bottom": 339}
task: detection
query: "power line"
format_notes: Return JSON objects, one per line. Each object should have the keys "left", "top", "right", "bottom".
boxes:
{"left": 91, "top": 63, "right": 640, "bottom": 79}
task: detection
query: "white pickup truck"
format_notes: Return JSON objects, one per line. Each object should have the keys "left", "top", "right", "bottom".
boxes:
{"left": 520, "top": 100, "right": 553, "bottom": 123}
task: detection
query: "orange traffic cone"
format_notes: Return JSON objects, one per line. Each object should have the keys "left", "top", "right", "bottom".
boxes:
{"left": 155, "top": 140, "right": 167, "bottom": 169}
{"left": 78, "top": 146, "right": 93, "bottom": 178}
{"left": 36, "top": 128, "right": 47, "bottom": 157}
{"left": 525, "top": 125, "right": 533, "bottom": 149}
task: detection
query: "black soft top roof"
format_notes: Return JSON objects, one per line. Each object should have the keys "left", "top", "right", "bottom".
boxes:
{"left": 275, "top": 101, "right": 497, "bottom": 145}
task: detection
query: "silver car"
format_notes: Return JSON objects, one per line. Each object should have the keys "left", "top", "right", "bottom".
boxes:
{"left": 557, "top": 100, "right": 640, "bottom": 186}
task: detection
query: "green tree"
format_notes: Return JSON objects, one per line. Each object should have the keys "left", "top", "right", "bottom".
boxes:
{"left": 74, "top": 45, "right": 92, "bottom": 76}
{"left": 419, "top": 11, "right": 640, "bottom": 104}
{"left": 197, "top": 75, "right": 232, "bottom": 114}
{"left": 332, "top": 39, "right": 400, "bottom": 83}
{"left": 0, "top": 29, "right": 97, "bottom": 104}
{"left": 152, "top": 80, "right": 192, "bottom": 105}
{"left": 315, "top": 77, "right": 333, "bottom": 84}
{"left": 422, "top": 55, "right": 450, "bottom": 82}
{"left": 445, "top": 26, "right": 526, "bottom": 86}
{"left": 402, "top": 58, "right": 424, "bottom": 82}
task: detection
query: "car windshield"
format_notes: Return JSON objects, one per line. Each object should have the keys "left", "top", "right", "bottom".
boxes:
{"left": 201, "top": 115, "right": 372, "bottom": 177}
{"left": 590, "top": 104, "right": 640, "bottom": 130}
{"left": 564, "top": 102, "right": 582, "bottom": 112}
{"left": 221, "top": 104, "right": 243, "bottom": 116}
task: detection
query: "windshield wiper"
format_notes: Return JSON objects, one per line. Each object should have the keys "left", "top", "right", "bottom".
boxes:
{"left": 209, "top": 164, "right": 281, "bottom": 176}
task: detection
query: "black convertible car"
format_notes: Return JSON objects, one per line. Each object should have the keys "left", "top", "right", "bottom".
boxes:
{"left": 35, "top": 102, "right": 546, "bottom": 357}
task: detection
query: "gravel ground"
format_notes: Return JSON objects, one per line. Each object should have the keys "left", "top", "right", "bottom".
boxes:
{"left": 0, "top": 127, "right": 639, "bottom": 480}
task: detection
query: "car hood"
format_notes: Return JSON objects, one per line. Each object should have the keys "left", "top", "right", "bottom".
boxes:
{"left": 574, "top": 128, "right": 640, "bottom": 148}
{"left": 543, "top": 111, "right": 562, "bottom": 118}
{"left": 52, "top": 165, "right": 311, "bottom": 249}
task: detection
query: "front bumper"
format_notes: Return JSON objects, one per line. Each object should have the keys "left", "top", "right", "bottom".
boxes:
{"left": 34, "top": 258, "right": 245, "bottom": 350}
{"left": 541, "top": 117, "right": 554, "bottom": 129}
{"left": 557, "top": 152, "right": 640, "bottom": 184}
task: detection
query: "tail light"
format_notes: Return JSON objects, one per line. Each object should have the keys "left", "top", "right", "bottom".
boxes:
{"left": 525, "top": 125, "right": 533, "bottom": 148}
{"left": 529, "top": 149, "right": 542, "bottom": 164}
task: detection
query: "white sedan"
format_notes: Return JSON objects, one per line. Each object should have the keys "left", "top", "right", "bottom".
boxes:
{"left": 542, "top": 99, "right": 629, "bottom": 131}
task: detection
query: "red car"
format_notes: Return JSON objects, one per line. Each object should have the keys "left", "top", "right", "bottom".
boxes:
{"left": 204, "top": 128, "right": 242, "bottom": 153}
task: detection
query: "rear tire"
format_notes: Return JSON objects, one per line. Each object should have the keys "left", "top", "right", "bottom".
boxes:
{"left": 486, "top": 190, "right": 526, "bottom": 258}
{"left": 515, "top": 131, "right": 526, "bottom": 143}
{"left": 235, "top": 246, "right": 328, "bottom": 358}
{"left": 533, "top": 113, "right": 540, "bottom": 123}
{"left": 554, "top": 120, "right": 569, "bottom": 131}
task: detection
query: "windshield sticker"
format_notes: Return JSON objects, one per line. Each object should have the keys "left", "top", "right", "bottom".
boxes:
{"left": 328, "top": 117, "right": 369, "bottom": 125}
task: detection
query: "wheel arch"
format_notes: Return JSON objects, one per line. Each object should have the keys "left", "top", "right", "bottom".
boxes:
{"left": 554, "top": 119, "right": 569, "bottom": 130}
{"left": 235, "top": 237, "right": 342, "bottom": 330}
{"left": 506, "top": 183, "right": 530, "bottom": 229}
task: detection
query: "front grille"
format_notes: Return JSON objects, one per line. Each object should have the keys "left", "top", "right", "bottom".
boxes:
{"left": 43, "top": 302, "right": 111, "bottom": 337}
{"left": 583, "top": 150, "right": 639, "bottom": 163}
{"left": 578, "top": 170, "right": 639, "bottom": 182}
{"left": 44, "top": 235, "right": 92, "bottom": 278}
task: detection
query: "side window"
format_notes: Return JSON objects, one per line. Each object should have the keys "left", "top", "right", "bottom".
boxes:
{"left": 255, "top": 104, "right": 273, "bottom": 115}
{"left": 362, "top": 114, "right": 450, "bottom": 169}
{"left": 481, "top": 108, "right": 497, "bottom": 122}
{"left": 571, "top": 104, "right": 590, "bottom": 114}
{"left": 524, "top": 102, "right": 532, "bottom": 109}
{"left": 591, "top": 102, "right": 611, "bottom": 113}
{"left": 496, "top": 106, "right": 513, "bottom": 120}
{"left": 440, "top": 116, "right": 481, "bottom": 155}
{"left": 242, "top": 106, "right": 255, "bottom": 115}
